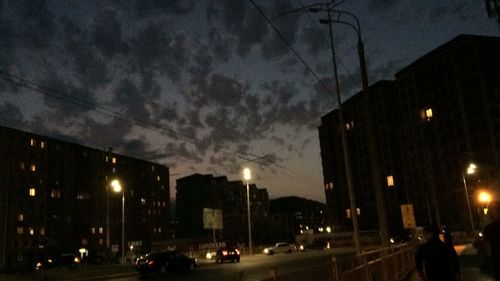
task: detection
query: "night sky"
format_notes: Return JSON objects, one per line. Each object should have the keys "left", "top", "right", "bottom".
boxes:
{"left": 0, "top": 0, "right": 498, "bottom": 202}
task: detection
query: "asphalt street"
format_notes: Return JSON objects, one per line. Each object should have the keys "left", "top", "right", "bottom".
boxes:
{"left": 110, "top": 248, "right": 355, "bottom": 281}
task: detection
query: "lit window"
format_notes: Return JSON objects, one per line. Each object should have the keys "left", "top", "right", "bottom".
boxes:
{"left": 105, "top": 156, "right": 109, "bottom": 162}
{"left": 157, "top": 176, "right": 160, "bottom": 182}
{"left": 151, "top": 166, "right": 155, "bottom": 171}
{"left": 148, "top": 209, "right": 151, "bottom": 215}
{"left": 346, "top": 209, "right": 351, "bottom": 219}
{"left": 153, "top": 227, "right": 157, "bottom": 233}
{"left": 345, "top": 121, "right": 354, "bottom": 130}
{"left": 30, "top": 164, "right": 36, "bottom": 172}
{"left": 163, "top": 201, "right": 166, "bottom": 207}
{"left": 99, "top": 227, "right": 103, "bottom": 234}
{"left": 91, "top": 227, "right": 96, "bottom": 234}
{"left": 99, "top": 238, "right": 104, "bottom": 245}
{"left": 41, "top": 141, "right": 45, "bottom": 149}
{"left": 20, "top": 162, "right": 25, "bottom": 170}
{"left": 387, "top": 175, "right": 394, "bottom": 187}
{"left": 112, "top": 167, "right": 116, "bottom": 173}
{"left": 112, "top": 157, "right": 117, "bottom": 164}
{"left": 40, "top": 228, "right": 45, "bottom": 235}
{"left": 17, "top": 227, "right": 23, "bottom": 235}
{"left": 30, "top": 138, "right": 35, "bottom": 147}
{"left": 29, "top": 188, "right": 36, "bottom": 197}
{"left": 153, "top": 201, "right": 156, "bottom": 207}
{"left": 18, "top": 214, "right": 24, "bottom": 221}
{"left": 421, "top": 107, "right": 433, "bottom": 121}
{"left": 141, "top": 198, "right": 146, "bottom": 205}
{"left": 50, "top": 189, "right": 61, "bottom": 198}
{"left": 82, "top": 238, "right": 88, "bottom": 245}
{"left": 158, "top": 227, "right": 162, "bottom": 233}
{"left": 29, "top": 227, "right": 34, "bottom": 236}
{"left": 356, "top": 208, "right": 361, "bottom": 216}
{"left": 76, "top": 193, "right": 90, "bottom": 200}
{"left": 329, "top": 183, "right": 333, "bottom": 189}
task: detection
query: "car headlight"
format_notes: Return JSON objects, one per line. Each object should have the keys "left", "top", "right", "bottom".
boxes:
{"left": 206, "top": 252, "right": 212, "bottom": 260}
{"left": 264, "top": 248, "right": 269, "bottom": 254}
{"left": 299, "top": 245, "right": 304, "bottom": 250}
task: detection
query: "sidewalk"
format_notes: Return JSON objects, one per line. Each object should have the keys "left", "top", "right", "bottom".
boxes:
{"left": 0, "top": 264, "right": 137, "bottom": 281}
{"left": 407, "top": 243, "right": 495, "bottom": 281}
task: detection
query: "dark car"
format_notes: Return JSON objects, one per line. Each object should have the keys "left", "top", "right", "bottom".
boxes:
{"left": 35, "top": 253, "right": 81, "bottom": 270}
{"left": 215, "top": 247, "right": 240, "bottom": 263}
{"left": 134, "top": 250, "right": 196, "bottom": 276}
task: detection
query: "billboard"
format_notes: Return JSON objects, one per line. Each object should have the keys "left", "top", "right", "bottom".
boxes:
{"left": 203, "top": 208, "right": 223, "bottom": 229}
{"left": 400, "top": 204, "right": 416, "bottom": 229}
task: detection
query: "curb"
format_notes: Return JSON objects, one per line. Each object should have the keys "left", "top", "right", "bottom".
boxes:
{"left": 67, "top": 271, "right": 138, "bottom": 281}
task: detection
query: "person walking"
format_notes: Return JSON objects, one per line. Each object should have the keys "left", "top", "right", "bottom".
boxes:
{"left": 483, "top": 200, "right": 500, "bottom": 281}
{"left": 415, "top": 225, "right": 461, "bottom": 281}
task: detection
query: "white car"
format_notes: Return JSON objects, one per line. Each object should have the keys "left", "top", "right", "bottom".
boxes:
{"left": 263, "top": 242, "right": 293, "bottom": 255}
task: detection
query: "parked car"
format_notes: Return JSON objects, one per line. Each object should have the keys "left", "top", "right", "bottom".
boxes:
{"left": 263, "top": 242, "right": 294, "bottom": 255}
{"left": 215, "top": 247, "right": 240, "bottom": 263}
{"left": 35, "top": 253, "right": 81, "bottom": 270}
{"left": 134, "top": 250, "right": 196, "bottom": 276}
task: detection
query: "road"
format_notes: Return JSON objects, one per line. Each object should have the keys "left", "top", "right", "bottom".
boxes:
{"left": 111, "top": 248, "right": 355, "bottom": 281}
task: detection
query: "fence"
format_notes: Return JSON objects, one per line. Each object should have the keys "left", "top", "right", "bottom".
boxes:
{"left": 264, "top": 243, "right": 415, "bottom": 281}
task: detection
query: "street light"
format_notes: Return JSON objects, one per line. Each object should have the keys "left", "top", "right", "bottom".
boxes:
{"left": 462, "top": 163, "right": 477, "bottom": 233}
{"left": 111, "top": 179, "right": 125, "bottom": 264}
{"left": 242, "top": 168, "right": 253, "bottom": 255}
{"left": 478, "top": 191, "right": 492, "bottom": 215}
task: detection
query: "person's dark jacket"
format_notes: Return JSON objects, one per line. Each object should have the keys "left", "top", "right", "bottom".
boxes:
{"left": 484, "top": 219, "right": 500, "bottom": 281}
{"left": 415, "top": 237, "right": 460, "bottom": 281}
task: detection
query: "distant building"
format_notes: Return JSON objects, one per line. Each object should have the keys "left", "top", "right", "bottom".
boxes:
{"left": 319, "top": 34, "right": 500, "bottom": 233}
{"left": 0, "top": 126, "right": 170, "bottom": 271}
{"left": 175, "top": 174, "right": 269, "bottom": 243}
{"left": 268, "top": 196, "right": 327, "bottom": 242}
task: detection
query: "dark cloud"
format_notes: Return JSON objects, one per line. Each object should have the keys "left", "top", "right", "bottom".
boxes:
{"left": 90, "top": 7, "right": 128, "bottom": 58}
{"left": 207, "top": 1, "right": 269, "bottom": 57}
{"left": 165, "top": 142, "right": 203, "bottom": 163}
{"left": 208, "top": 28, "right": 233, "bottom": 62}
{"left": 260, "top": 0, "right": 300, "bottom": 59}
{"left": 113, "top": 78, "right": 151, "bottom": 122}
{"left": 188, "top": 73, "right": 250, "bottom": 107}
{"left": 11, "top": 0, "right": 55, "bottom": 49}
{"left": 0, "top": 102, "right": 25, "bottom": 128}
{"left": 119, "top": 138, "right": 167, "bottom": 161}
{"left": 128, "top": 21, "right": 189, "bottom": 83}
{"left": 133, "top": 0, "right": 197, "bottom": 18}
{"left": 159, "top": 103, "right": 179, "bottom": 122}
{"left": 368, "top": 0, "right": 401, "bottom": 12}
{"left": 42, "top": 73, "right": 97, "bottom": 116}
{"left": 300, "top": 27, "right": 327, "bottom": 56}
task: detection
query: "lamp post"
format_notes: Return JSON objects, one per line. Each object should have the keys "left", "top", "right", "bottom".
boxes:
{"left": 111, "top": 179, "right": 125, "bottom": 264}
{"left": 462, "top": 163, "right": 477, "bottom": 233}
{"left": 243, "top": 168, "right": 253, "bottom": 255}
{"left": 478, "top": 191, "right": 492, "bottom": 215}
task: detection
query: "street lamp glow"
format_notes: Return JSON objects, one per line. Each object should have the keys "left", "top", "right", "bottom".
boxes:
{"left": 478, "top": 191, "right": 492, "bottom": 204}
{"left": 243, "top": 168, "right": 252, "bottom": 181}
{"left": 466, "top": 163, "right": 477, "bottom": 175}
{"left": 326, "top": 226, "right": 332, "bottom": 233}
{"left": 111, "top": 179, "right": 122, "bottom": 193}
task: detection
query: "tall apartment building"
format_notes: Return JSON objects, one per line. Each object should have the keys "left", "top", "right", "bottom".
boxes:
{"left": 319, "top": 34, "right": 500, "bottom": 233}
{"left": 176, "top": 173, "right": 269, "bottom": 243}
{"left": 0, "top": 126, "right": 170, "bottom": 271}
{"left": 268, "top": 196, "right": 327, "bottom": 241}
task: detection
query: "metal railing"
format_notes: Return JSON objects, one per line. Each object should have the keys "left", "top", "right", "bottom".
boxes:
{"left": 264, "top": 243, "right": 415, "bottom": 281}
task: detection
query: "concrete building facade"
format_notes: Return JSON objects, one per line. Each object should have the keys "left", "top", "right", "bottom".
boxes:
{"left": 0, "top": 126, "right": 170, "bottom": 271}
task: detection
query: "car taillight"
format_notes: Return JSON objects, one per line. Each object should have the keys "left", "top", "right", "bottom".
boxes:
{"left": 147, "top": 260, "right": 155, "bottom": 267}
{"left": 222, "top": 251, "right": 228, "bottom": 256}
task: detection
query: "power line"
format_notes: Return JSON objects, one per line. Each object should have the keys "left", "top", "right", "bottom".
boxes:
{"left": 248, "top": 0, "right": 334, "bottom": 98}
{"left": 295, "top": 0, "right": 354, "bottom": 78}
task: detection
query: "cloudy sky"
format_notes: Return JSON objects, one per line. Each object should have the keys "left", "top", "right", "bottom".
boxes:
{"left": 0, "top": 0, "right": 498, "bottom": 202}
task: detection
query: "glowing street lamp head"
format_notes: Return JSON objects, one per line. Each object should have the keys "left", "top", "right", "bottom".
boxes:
{"left": 478, "top": 191, "right": 492, "bottom": 204}
{"left": 111, "top": 179, "right": 122, "bottom": 193}
{"left": 467, "top": 163, "right": 477, "bottom": 175}
{"left": 243, "top": 168, "right": 252, "bottom": 181}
